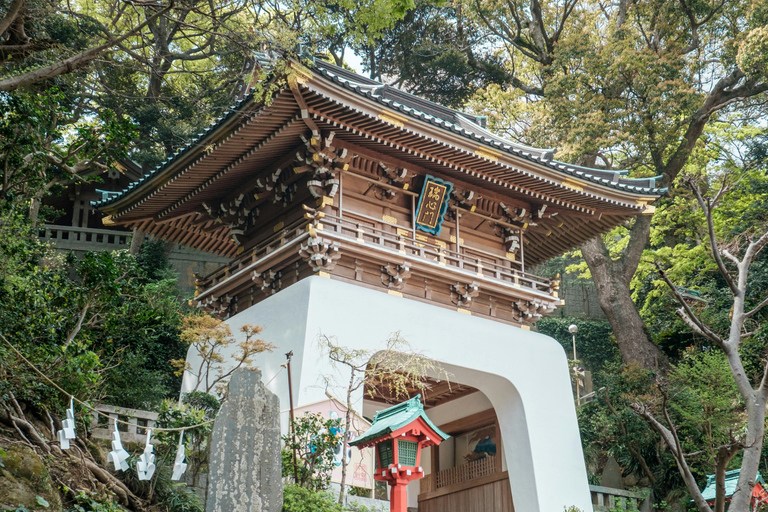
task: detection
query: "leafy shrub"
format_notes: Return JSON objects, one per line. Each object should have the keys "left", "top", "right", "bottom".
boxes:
{"left": 283, "top": 413, "right": 343, "bottom": 491}
{"left": 64, "top": 490, "right": 127, "bottom": 512}
{"left": 282, "top": 484, "right": 342, "bottom": 512}
{"left": 156, "top": 392, "right": 219, "bottom": 488}
{"left": 347, "top": 486, "right": 370, "bottom": 498}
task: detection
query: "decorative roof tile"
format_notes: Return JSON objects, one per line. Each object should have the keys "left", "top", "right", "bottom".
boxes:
{"left": 313, "top": 59, "right": 666, "bottom": 196}
{"left": 700, "top": 469, "right": 766, "bottom": 501}
{"left": 94, "top": 54, "right": 664, "bottom": 211}
{"left": 350, "top": 395, "right": 449, "bottom": 447}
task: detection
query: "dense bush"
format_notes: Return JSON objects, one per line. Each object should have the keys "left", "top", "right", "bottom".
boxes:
{"left": 282, "top": 484, "right": 342, "bottom": 512}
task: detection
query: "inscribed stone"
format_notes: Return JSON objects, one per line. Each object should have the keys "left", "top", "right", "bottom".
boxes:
{"left": 206, "top": 369, "right": 282, "bottom": 512}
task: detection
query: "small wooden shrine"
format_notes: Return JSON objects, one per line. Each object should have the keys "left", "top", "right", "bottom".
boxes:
{"left": 95, "top": 55, "right": 663, "bottom": 328}
{"left": 700, "top": 469, "right": 768, "bottom": 509}
{"left": 350, "top": 395, "right": 449, "bottom": 512}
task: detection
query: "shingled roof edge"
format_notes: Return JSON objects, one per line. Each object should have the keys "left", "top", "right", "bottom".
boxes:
{"left": 95, "top": 55, "right": 665, "bottom": 213}
{"left": 311, "top": 59, "right": 665, "bottom": 197}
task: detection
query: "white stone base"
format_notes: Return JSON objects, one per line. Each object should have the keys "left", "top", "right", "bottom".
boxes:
{"left": 182, "top": 276, "right": 593, "bottom": 512}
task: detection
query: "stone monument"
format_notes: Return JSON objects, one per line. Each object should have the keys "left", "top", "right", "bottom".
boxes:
{"left": 206, "top": 369, "right": 282, "bottom": 512}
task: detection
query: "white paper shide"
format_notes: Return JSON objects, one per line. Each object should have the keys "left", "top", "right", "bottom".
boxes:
{"left": 56, "top": 397, "right": 77, "bottom": 450}
{"left": 171, "top": 431, "right": 187, "bottom": 481}
{"left": 136, "top": 429, "right": 156, "bottom": 480}
{"left": 107, "top": 422, "right": 130, "bottom": 471}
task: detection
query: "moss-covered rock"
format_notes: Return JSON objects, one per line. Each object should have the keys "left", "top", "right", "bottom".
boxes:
{"left": 0, "top": 443, "right": 61, "bottom": 511}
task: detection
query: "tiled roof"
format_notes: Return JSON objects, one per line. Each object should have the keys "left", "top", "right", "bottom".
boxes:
{"left": 350, "top": 395, "right": 449, "bottom": 447}
{"left": 700, "top": 469, "right": 765, "bottom": 501}
{"left": 94, "top": 54, "right": 664, "bottom": 210}
{"left": 313, "top": 59, "right": 665, "bottom": 196}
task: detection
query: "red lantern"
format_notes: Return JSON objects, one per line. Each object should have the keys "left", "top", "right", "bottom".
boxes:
{"left": 350, "top": 395, "right": 448, "bottom": 512}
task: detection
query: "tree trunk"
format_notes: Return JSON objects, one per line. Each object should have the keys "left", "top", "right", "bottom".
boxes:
{"left": 338, "top": 373, "right": 355, "bottom": 504}
{"left": 29, "top": 192, "right": 42, "bottom": 227}
{"left": 730, "top": 400, "right": 766, "bottom": 511}
{"left": 581, "top": 216, "right": 669, "bottom": 370}
{"left": 129, "top": 228, "right": 145, "bottom": 254}
{"left": 592, "top": 267, "right": 665, "bottom": 369}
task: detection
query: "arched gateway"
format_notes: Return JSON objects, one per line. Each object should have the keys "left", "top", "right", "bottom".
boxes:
{"left": 96, "top": 55, "right": 662, "bottom": 512}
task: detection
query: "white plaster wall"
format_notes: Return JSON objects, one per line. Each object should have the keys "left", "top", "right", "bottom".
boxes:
{"left": 182, "top": 276, "right": 593, "bottom": 512}
{"left": 421, "top": 392, "right": 493, "bottom": 426}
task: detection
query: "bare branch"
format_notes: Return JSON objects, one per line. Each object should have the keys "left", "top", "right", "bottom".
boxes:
{"left": 687, "top": 181, "right": 739, "bottom": 295}
{"left": 656, "top": 263, "right": 726, "bottom": 346}
{"left": 742, "top": 230, "right": 768, "bottom": 268}
{"left": 631, "top": 400, "right": 712, "bottom": 511}
{"left": 0, "top": 0, "right": 175, "bottom": 92}
{"left": 722, "top": 250, "right": 740, "bottom": 265}
{"left": 758, "top": 360, "right": 768, "bottom": 397}
{"left": 0, "top": 0, "right": 25, "bottom": 38}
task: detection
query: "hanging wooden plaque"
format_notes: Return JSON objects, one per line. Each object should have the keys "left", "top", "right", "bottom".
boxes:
{"left": 415, "top": 175, "right": 453, "bottom": 235}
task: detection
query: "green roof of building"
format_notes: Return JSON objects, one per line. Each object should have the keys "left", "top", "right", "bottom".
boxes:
{"left": 350, "top": 395, "right": 449, "bottom": 447}
{"left": 700, "top": 469, "right": 766, "bottom": 501}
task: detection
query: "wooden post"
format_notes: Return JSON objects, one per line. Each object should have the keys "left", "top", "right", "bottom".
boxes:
{"left": 389, "top": 480, "right": 408, "bottom": 512}
{"left": 338, "top": 170, "right": 343, "bottom": 220}
{"left": 455, "top": 211, "right": 461, "bottom": 254}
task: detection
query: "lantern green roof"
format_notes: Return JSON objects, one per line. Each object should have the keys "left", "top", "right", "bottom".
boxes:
{"left": 350, "top": 395, "right": 449, "bottom": 447}
{"left": 700, "top": 469, "right": 766, "bottom": 501}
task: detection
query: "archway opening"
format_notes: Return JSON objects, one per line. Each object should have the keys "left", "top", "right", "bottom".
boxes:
{"left": 363, "top": 373, "right": 514, "bottom": 512}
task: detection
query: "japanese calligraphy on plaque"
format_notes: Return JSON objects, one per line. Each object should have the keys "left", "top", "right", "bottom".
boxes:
{"left": 415, "top": 175, "right": 454, "bottom": 235}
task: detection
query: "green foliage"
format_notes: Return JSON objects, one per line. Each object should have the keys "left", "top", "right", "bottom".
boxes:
{"left": 346, "top": 487, "right": 370, "bottom": 498}
{"left": 667, "top": 349, "right": 743, "bottom": 468}
{"left": 134, "top": 240, "right": 175, "bottom": 281}
{"left": 536, "top": 317, "right": 620, "bottom": 378}
{"left": 578, "top": 349, "right": 748, "bottom": 504}
{"left": 282, "top": 484, "right": 343, "bottom": 512}
{"left": 0, "top": 86, "right": 136, "bottom": 211}
{"left": 63, "top": 490, "right": 126, "bottom": 512}
{"left": 155, "top": 392, "right": 219, "bottom": 490}
{"left": 116, "top": 456, "right": 204, "bottom": 512}
{"left": 283, "top": 413, "right": 343, "bottom": 491}
{"left": 0, "top": 205, "right": 187, "bottom": 420}
{"left": 181, "top": 391, "right": 222, "bottom": 416}
{"left": 361, "top": 0, "right": 508, "bottom": 108}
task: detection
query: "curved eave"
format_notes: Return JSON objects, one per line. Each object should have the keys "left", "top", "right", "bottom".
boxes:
{"left": 311, "top": 61, "right": 664, "bottom": 200}
{"left": 95, "top": 93, "right": 263, "bottom": 216}
{"left": 300, "top": 74, "right": 661, "bottom": 215}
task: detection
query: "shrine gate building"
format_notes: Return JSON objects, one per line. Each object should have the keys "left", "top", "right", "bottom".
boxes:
{"left": 97, "top": 56, "right": 663, "bottom": 512}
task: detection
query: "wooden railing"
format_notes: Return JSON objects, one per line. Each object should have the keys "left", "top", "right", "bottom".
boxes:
{"left": 41, "top": 225, "right": 130, "bottom": 251}
{"left": 422, "top": 471, "right": 649, "bottom": 511}
{"left": 196, "top": 209, "right": 555, "bottom": 298}
{"left": 322, "top": 214, "right": 552, "bottom": 293}
{"left": 589, "top": 485, "right": 651, "bottom": 512}
{"left": 420, "top": 456, "right": 498, "bottom": 493}
{"left": 90, "top": 404, "right": 159, "bottom": 444}
{"left": 196, "top": 216, "right": 309, "bottom": 290}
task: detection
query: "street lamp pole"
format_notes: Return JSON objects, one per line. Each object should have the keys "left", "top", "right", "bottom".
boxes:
{"left": 569, "top": 324, "right": 578, "bottom": 361}
{"left": 568, "top": 324, "right": 580, "bottom": 405}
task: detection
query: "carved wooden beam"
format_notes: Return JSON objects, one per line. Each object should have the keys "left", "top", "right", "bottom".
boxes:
{"left": 298, "top": 236, "right": 341, "bottom": 271}
{"left": 451, "top": 281, "right": 480, "bottom": 307}
{"left": 381, "top": 261, "right": 412, "bottom": 290}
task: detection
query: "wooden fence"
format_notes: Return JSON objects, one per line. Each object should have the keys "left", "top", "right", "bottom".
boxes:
{"left": 420, "top": 456, "right": 498, "bottom": 493}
